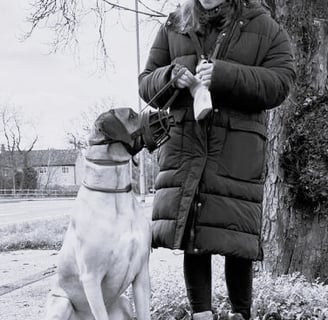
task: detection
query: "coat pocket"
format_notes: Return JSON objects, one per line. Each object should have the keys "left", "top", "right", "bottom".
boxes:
{"left": 217, "top": 117, "right": 267, "bottom": 181}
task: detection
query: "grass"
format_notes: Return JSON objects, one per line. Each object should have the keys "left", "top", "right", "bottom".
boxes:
{"left": 0, "top": 216, "right": 69, "bottom": 251}
{"left": 146, "top": 258, "right": 328, "bottom": 320}
{"left": 0, "top": 217, "right": 327, "bottom": 320}
{"left": 149, "top": 266, "right": 328, "bottom": 320}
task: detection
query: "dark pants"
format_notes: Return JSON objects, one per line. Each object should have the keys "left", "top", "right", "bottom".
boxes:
{"left": 184, "top": 253, "right": 253, "bottom": 320}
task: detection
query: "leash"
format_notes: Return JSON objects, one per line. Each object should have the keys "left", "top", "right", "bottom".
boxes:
{"left": 140, "top": 68, "right": 186, "bottom": 113}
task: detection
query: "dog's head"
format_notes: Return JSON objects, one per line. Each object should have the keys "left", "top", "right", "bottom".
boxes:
{"left": 89, "top": 107, "right": 143, "bottom": 156}
{"left": 89, "top": 107, "right": 174, "bottom": 155}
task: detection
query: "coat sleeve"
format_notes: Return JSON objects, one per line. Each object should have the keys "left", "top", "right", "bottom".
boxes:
{"left": 138, "top": 24, "right": 176, "bottom": 109}
{"left": 210, "top": 24, "right": 296, "bottom": 111}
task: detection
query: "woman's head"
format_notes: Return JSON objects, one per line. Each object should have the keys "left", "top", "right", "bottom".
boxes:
{"left": 178, "top": 0, "right": 271, "bottom": 12}
{"left": 171, "top": 0, "right": 271, "bottom": 32}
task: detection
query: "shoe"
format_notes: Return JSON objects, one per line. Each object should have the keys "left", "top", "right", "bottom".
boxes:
{"left": 193, "top": 311, "right": 214, "bottom": 320}
{"left": 228, "top": 312, "right": 246, "bottom": 320}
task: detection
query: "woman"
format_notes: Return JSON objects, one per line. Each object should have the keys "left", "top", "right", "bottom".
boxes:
{"left": 139, "top": 0, "right": 295, "bottom": 319}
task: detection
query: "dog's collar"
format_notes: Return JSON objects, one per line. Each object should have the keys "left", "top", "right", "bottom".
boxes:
{"left": 82, "top": 155, "right": 132, "bottom": 193}
{"left": 85, "top": 157, "right": 130, "bottom": 166}
{"left": 82, "top": 181, "right": 132, "bottom": 193}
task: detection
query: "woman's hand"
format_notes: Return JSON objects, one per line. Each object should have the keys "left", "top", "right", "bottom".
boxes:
{"left": 195, "top": 61, "right": 214, "bottom": 88}
{"left": 171, "top": 65, "right": 196, "bottom": 89}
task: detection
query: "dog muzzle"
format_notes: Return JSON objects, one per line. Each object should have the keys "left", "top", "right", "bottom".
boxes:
{"left": 93, "top": 108, "right": 174, "bottom": 155}
{"left": 140, "top": 109, "right": 175, "bottom": 152}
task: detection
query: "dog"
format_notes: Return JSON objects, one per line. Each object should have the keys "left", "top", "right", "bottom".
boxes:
{"left": 46, "top": 108, "right": 152, "bottom": 320}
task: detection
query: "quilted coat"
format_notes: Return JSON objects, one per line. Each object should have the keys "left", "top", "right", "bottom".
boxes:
{"left": 138, "top": 1, "right": 295, "bottom": 260}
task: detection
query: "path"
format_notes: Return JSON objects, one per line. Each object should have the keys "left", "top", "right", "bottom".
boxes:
{"left": 0, "top": 248, "right": 186, "bottom": 320}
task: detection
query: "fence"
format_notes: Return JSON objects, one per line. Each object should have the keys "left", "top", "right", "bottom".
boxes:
{"left": 0, "top": 189, "right": 78, "bottom": 199}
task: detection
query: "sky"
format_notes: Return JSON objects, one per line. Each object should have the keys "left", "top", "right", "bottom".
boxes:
{"left": 0, "top": 0, "right": 167, "bottom": 150}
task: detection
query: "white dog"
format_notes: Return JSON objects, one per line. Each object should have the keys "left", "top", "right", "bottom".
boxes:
{"left": 46, "top": 108, "right": 152, "bottom": 320}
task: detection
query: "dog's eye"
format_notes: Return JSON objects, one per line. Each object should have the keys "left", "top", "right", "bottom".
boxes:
{"left": 129, "top": 113, "right": 135, "bottom": 120}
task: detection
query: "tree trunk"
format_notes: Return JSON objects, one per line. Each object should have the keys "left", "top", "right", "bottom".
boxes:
{"left": 262, "top": 0, "right": 328, "bottom": 282}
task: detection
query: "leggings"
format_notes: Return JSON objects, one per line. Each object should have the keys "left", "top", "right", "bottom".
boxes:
{"left": 184, "top": 253, "right": 253, "bottom": 320}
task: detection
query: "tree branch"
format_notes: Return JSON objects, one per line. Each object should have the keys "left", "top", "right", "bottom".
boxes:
{"left": 102, "top": 0, "right": 166, "bottom": 18}
{"left": 138, "top": 0, "right": 167, "bottom": 17}
{"left": 23, "top": 0, "right": 170, "bottom": 70}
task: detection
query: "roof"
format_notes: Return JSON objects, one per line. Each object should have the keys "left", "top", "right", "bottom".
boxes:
{"left": 28, "top": 149, "right": 80, "bottom": 166}
{"left": 0, "top": 149, "right": 81, "bottom": 168}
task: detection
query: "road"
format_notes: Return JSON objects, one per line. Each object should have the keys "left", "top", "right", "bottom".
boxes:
{"left": 0, "top": 199, "right": 74, "bottom": 225}
{"left": 0, "top": 196, "right": 154, "bottom": 225}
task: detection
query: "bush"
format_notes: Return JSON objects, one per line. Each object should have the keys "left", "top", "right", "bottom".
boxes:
{"left": 281, "top": 95, "right": 328, "bottom": 214}
{"left": 252, "top": 271, "right": 328, "bottom": 320}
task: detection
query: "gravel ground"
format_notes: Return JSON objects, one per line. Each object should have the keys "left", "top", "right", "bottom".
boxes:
{"left": 0, "top": 199, "right": 226, "bottom": 320}
{"left": 0, "top": 249, "right": 225, "bottom": 320}
{"left": 0, "top": 250, "right": 58, "bottom": 320}
{"left": 0, "top": 248, "right": 190, "bottom": 320}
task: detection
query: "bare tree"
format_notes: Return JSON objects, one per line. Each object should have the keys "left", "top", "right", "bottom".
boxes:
{"left": 66, "top": 98, "right": 116, "bottom": 149}
{"left": 0, "top": 104, "right": 38, "bottom": 190}
{"left": 24, "top": 0, "right": 174, "bottom": 70}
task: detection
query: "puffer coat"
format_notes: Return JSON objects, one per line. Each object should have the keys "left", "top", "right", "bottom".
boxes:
{"left": 138, "top": 2, "right": 295, "bottom": 260}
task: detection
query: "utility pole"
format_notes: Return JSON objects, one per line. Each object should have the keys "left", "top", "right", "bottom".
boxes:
{"left": 135, "top": 0, "right": 146, "bottom": 202}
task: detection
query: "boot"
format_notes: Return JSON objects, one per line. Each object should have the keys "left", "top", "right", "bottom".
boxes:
{"left": 228, "top": 312, "right": 246, "bottom": 320}
{"left": 193, "top": 310, "right": 213, "bottom": 320}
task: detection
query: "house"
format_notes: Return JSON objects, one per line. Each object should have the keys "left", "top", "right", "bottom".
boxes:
{"left": 30, "top": 149, "right": 84, "bottom": 188}
{"left": 0, "top": 147, "right": 84, "bottom": 189}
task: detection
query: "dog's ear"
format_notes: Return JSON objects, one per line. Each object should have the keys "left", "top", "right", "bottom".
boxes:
{"left": 96, "top": 109, "right": 133, "bottom": 144}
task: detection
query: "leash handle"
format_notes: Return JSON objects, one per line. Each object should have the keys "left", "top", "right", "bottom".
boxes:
{"left": 140, "top": 68, "right": 186, "bottom": 112}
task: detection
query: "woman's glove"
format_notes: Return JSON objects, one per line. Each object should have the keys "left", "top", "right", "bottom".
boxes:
{"left": 195, "top": 60, "right": 214, "bottom": 88}
{"left": 189, "top": 60, "right": 213, "bottom": 120}
{"left": 171, "top": 64, "right": 196, "bottom": 89}
{"left": 171, "top": 61, "right": 213, "bottom": 120}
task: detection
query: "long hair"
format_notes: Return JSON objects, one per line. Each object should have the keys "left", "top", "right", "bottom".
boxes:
{"left": 173, "top": 0, "right": 272, "bottom": 32}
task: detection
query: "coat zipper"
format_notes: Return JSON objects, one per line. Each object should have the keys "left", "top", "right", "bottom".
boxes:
{"left": 189, "top": 186, "right": 200, "bottom": 252}
{"left": 189, "top": 122, "right": 209, "bottom": 252}
{"left": 187, "top": 21, "right": 239, "bottom": 253}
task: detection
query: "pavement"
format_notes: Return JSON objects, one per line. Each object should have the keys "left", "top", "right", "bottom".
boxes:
{"left": 0, "top": 250, "right": 59, "bottom": 295}
{"left": 0, "top": 248, "right": 182, "bottom": 295}
{"left": 0, "top": 195, "right": 158, "bottom": 319}
{"left": 0, "top": 248, "right": 186, "bottom": 320}
{"left": 0, "top": 196, "right": 224, "bottom": 319}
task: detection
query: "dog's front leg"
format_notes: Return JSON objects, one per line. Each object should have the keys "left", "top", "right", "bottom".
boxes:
{"left": 81, "top": 273, "right": 109, "bottom": 320}
{"left": 45, "top": 293, "right": 74, "bottom": 320}
{"left": 132, "top": 263, "right": 151, "bottom": 320}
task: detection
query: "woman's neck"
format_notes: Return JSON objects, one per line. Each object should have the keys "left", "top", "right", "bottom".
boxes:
{"left": 194, "top": 0, "right": 236, "bottom": 30}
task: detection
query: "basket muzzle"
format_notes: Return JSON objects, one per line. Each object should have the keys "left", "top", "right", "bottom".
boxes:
{"left": 141, "top": 109, "right": 175, "bottom": 153}
{"left": 89, "top": 107, "right": 174, "bottom": 155}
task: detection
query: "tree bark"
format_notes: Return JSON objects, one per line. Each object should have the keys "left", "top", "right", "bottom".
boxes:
{"left": 262, "top": 0, "right": 328, "bottom": 282}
